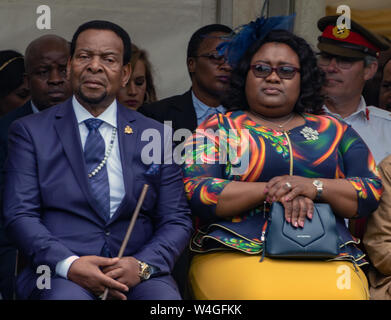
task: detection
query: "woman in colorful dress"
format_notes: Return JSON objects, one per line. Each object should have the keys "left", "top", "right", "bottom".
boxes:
{"left": 182, "top": 28, "right": 383, "bottom": 299}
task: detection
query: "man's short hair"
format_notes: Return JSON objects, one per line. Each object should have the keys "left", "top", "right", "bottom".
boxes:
{"left": 70, "top": 20, "right": 131, "bottom": 65}
{"left": 364, "top": 55, "right": 377, "bottom": 67}
{"left": 187, "top": 24, "right": 233, "bottom": 59}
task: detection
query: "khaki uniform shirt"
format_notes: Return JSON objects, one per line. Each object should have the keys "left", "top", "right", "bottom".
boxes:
{"left": 364, "top": 155, "right": 391, "bottom": 299}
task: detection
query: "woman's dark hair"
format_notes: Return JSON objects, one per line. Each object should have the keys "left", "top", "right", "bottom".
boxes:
{"left": 222, "top": 29, "right": 325, "bottom": 114}
{"left": 70, "top": 20, "right": 131, "bottom": 65}
{"left": 0, "top": 50, "right": 25, "bottom": 99}
{"left": 363, "top": 49, "right": 391, "bottom": 106}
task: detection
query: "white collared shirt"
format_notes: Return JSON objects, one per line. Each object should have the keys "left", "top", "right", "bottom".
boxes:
{"left": 56, "top": 96, "right": 125, "bottom": 279}
{"left": 323, "top": 96, "right": 391, "bottom": 164}
{"left": 30, "top": 101, "right": 40, "bottom": 114}
{"left": 72, "top": 95, "right": 125, "bottom": 217}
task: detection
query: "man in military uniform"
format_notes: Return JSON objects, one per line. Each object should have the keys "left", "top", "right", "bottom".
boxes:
{"left": 317, "top": 15, "right": 391, "bottom": 165}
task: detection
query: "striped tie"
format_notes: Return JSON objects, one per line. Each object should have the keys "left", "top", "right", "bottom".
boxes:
{"left": 84, "top": 118, "right": 110, "bottom": 222}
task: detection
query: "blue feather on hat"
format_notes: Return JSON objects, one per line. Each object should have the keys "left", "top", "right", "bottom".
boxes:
{"left": 217, "top": 14, "right": 296, "bottom": 68}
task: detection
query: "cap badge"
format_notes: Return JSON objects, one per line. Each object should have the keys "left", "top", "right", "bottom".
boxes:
{"left": 332, "top": 26, "right": 350, "bottom": 39}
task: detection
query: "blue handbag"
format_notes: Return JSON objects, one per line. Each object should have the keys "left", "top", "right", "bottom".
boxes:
{"left": 264, "top": 202, "right": 340, "bottom": 259}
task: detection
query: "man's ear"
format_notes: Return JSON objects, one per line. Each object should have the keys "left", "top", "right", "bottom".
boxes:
{"left": 66, "top": 57, "right": 72, "bottom": 81}
{"left": 187, "top": 57, "right": 196, "bottom": 74}
{"left": 364, "top": 59, "right": 378, "bottom": 81}
{"left": 121, "top": 63, "right": 131, "bottom": 88}
{"left": 23, "top": 73, "right": 30, "bottom": 90}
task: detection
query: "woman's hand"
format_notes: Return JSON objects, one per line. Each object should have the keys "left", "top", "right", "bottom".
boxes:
{"left": 264, "top": 175, "right": 317, "bottom": 203}
{"left": 280, "top": 196, "right": 314, "bottom": 228}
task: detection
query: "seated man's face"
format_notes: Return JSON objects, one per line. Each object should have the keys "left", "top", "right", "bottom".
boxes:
{"left": 379, "top": 60, "right": 391, "bottom": 111}
{"left": 69, "top": 29, "right": 130, "bottom": 107}
{"left": 317, "top": 52, "right": 368, "bottom": 101}
{"left": 188, "top": 31, "right": 232, "bottom": 99}
{"left": 27, "top": 44, "right": 71, "bottom": 110}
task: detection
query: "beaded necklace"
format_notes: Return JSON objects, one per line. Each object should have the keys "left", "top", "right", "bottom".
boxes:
{"left": 88, "top": 127, "right": 117, "bottom": 178}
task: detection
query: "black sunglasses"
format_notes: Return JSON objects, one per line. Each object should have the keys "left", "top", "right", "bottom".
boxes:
{"left": 250, "top": 64, "right": 300, "bottom": 79}
{"left": 195, "top": 52, "right": 226, "bottom": 65}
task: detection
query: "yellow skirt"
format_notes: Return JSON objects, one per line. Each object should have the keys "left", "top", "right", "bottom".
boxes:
{"left": 189, "top": 252, "right": 369, "bottom": 300}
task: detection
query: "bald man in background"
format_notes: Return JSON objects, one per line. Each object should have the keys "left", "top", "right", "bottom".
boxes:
{"left": 0, "top": 34, "right": 71, "bottom": 300}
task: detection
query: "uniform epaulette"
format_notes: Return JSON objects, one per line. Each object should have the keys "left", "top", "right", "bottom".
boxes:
{"left": 367, "top": 106, "right": 391, "bottom": 121}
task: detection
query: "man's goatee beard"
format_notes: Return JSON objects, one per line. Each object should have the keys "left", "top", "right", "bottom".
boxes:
{"left": 78, "top": 88, "right": 107, "bottom": 105}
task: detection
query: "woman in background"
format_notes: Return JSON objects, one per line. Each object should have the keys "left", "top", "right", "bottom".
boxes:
{"left": 117, "top": 44, "right": 157, "bottom": 110}
{"left": 378, "top": 56, "right": 391, "bottom": 111}
{"left": 0, "top": 50, "right": 30, "bottom": 117}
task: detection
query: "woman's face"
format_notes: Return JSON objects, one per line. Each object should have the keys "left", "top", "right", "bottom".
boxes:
{"left": 379, "top": 60, "right": 391, "bottom": 111}
{"left": 117, "top": 59, "right": 147, "bottom": 110}
{"left": 245, "top": 42, "right": 301, "bottom": 117}
{"left": 0, "top": 82, "right": 30, "bottom": 116}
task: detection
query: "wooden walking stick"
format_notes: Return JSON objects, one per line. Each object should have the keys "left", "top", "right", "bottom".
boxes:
{"left": 101, "top": 184, "right": 149, "bottom": 300}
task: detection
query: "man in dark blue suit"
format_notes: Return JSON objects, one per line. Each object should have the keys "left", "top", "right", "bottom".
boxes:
{"left": 2, "top": 20, "right": 192, "bottom": 300}
{"left": 0, "top": 35, "right": 71, "bottom": 300}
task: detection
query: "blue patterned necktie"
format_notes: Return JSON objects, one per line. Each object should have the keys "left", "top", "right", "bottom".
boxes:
{"left": 84, "top": 118, "right": 110, "bottom": 222}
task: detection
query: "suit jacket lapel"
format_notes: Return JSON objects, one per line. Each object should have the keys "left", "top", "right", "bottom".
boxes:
{"left": 54, "top": 99, "right": 105, "bottom": 223}
{"left": 176, "top": 90, "right": 197, "bottom": 132}
{"left": 109, "top": 103, "right": 137, "bottom": 222}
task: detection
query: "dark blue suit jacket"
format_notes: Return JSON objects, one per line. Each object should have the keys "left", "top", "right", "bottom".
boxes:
{"left": 0, "top": 101, "right": 34, "bottom": 200}
{"left": 2, "top": 98, "right": 192, "bottom": 298}
{"left": 0, "top": 101, "right": 34, "bottom": 299}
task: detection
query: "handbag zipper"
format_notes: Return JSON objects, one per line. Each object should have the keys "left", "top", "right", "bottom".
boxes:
{"left": 260, "top": 201, "right": 271, "bottom": 262}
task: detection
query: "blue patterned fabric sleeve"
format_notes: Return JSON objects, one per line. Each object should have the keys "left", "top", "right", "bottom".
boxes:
{"left": 338, "top": 125, "right": 383, "bottom": 217}
{"left": 182, "top": 114, "right": 231, "bottom": 221}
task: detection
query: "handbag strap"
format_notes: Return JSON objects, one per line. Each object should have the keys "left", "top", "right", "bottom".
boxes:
{"left": 259, "top": 206, "right": 271, "bottom": 262}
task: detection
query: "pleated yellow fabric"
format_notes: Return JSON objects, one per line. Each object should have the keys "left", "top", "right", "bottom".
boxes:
{"left": 189, "top": 252, "right": 369, "bottom": 300}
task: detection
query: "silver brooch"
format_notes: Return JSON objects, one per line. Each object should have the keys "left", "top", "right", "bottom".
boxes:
{"left": 300, "top": 126, "right": 319, "bottom": 141}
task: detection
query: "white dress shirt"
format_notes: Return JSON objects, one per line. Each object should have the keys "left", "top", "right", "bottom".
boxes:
{"left": 323, "top": 96, "right": 391, "bottom": 164}
{"left": 30, "top": 101, "right": 40, "bottom": 114}
{"left": 55, "top": 96, "right": 125, "bottom": 279}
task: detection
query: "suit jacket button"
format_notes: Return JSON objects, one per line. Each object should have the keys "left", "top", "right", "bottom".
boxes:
{"left": 105, "top": 230, "right": 110, "bottom": 236}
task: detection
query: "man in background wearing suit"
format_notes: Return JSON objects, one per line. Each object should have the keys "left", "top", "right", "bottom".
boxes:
{"left": 139, "top": 23, "right": 233, "bottom": 298}
{"left": 139, "top": 24, "right": 233, "bottom": 133}
{"left": 2, "top": 20, "right": 192, "bottom": 300}
{"left": 0, "top": 34, "right": 71, "bottom": 300}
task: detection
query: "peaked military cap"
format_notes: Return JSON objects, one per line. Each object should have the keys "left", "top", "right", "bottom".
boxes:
{"left": 317, "top": 15, "right": 390, "bottom": 58}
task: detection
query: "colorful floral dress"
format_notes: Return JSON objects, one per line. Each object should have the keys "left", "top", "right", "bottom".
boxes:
{"left": 182, "top": 111, "right": 383, "bottom": 266}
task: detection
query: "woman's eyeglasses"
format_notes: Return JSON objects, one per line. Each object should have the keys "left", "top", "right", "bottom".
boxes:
{"left": 316, "top": 53, "right": 362, "bottom": 69}
{"left": 195, "top": 52, "right": 227, "bottom": 65}
{"left": 250, "top": 64, "right": 300, "bottom": 79}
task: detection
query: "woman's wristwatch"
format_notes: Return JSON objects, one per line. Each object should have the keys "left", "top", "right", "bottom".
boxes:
{"left": 137, "top": 260, "right": 152, "bottom": 280}
{"left": 312, "top": 179, "right": 324, "bottom": 201}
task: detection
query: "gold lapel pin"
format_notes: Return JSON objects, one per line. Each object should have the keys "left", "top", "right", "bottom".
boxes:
{"left": 124, "top": 125, "right": 133, "bottom": 134}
